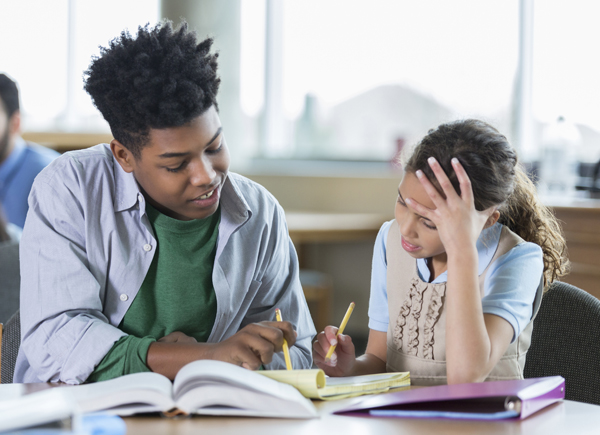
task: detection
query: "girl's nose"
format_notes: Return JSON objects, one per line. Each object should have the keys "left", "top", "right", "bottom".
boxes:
{"left": 399, "top": 214, "right": 418, "bottom": 239}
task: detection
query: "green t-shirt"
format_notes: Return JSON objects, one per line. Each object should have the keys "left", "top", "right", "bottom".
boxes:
{"left": 87, "top": 203, "right": 220, "bottom": 382}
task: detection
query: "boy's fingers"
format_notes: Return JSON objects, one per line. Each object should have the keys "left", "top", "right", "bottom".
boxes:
{"left": 264, "top": 320, "right": 297, "bottom": 346}
{"left": 232, "top": 344, "right": 264, "bottom": 370}
{"left": 252, "top": 321, "right": 296, "bottom": 348}
{"left": 242, "top": 332, "right": 277, "bottom": 365}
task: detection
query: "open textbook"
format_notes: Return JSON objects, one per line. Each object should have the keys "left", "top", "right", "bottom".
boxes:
{"left": 63, "top": 360, "right": 318, "bottom": 418}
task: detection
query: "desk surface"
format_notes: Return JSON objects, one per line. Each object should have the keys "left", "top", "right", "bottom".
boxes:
{"left": 123, "top": 399, "right": 600, "bottom": 435}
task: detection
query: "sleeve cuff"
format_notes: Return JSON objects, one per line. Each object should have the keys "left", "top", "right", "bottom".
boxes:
{"left": 482, "top": 305, "right": 520, "bottom": 343}
{"left": 368, "top": 318, "right": 388, "bottom": 332}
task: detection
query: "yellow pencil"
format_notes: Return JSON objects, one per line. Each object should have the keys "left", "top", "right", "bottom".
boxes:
{"left": 324, "top": 302, "right": 355, "bottom": 363}
{"left": 275, "top": 308, "right": 293, "bottom": 370}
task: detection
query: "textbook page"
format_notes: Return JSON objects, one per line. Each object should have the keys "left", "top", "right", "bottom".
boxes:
{"left": 260, "top": 370, "right": 410, "bottom": 400}
{"left": 172, "top": 360, "right": 317, "bottom": 418}
{"left": 0, "top": 388, "right": 75, "bottom": 432}
{"left": 67, "top": 372, "right": 175, "bottom": 416}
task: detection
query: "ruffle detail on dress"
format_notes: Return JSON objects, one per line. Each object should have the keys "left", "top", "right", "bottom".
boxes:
{"left": 422, "top": 282, "right": 446, "bottom": 360}
{"left": 393, "top": 277, "right": 427, "bottom": 355}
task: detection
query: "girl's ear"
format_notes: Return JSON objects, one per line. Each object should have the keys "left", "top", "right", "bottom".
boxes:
{"left": 484, "top": 209, "right": 501, "bottom": 229}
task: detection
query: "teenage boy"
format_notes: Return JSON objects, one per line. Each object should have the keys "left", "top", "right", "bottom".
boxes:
{"left": 14, "top": 21, "right": 316, "bottom": 384}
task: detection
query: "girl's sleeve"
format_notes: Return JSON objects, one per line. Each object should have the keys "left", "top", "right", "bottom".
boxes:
{"left": 368, "top": 221, "right": 394, "bottom": 332}
{"left": 481, "top": 242, "right": 544, "bottom": 342}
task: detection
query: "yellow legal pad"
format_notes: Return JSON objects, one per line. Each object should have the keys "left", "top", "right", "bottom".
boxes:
{"left": 259, "top": 370, "right": 410, "bottom": 400}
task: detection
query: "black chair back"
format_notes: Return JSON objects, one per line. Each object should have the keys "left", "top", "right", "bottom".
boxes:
{"left": 524, "top": 282, "right": 600, "bottom": 405}
{"left": 1, "top": 310, "right": 20, "bottom": 384}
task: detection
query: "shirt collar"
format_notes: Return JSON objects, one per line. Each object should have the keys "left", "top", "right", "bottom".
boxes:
{"left": 111, "top": 145, "right": 142, "bottom": 213}
{"left": 417, "top": 222, "right": 503, "bottom": 283}
{"left": 219, "top": 174, "right": 252, "bottom": 226}
{"left": 0, "top": 137, "right": 26, "bottom": 180}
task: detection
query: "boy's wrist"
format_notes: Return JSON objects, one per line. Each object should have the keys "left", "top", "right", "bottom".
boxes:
{"left": 147, "top": 341, "right": 215, "bottom": 379}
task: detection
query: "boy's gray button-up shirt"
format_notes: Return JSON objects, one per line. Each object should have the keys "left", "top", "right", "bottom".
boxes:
{"left": 14, "top": 144, "right": 316, "bottom": 384}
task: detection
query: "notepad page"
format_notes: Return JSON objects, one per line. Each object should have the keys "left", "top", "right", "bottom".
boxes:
{"left": 259, "top": 370, "right": 410, "bottom": 400}
{"left": 326, "top": 372, "right": 406, "bottom": 386}
{"left": 258, "top": 369, "right": 326, "bottom": 398}
{"left": 320, "top": 371, "right": 410, "bottom": 398}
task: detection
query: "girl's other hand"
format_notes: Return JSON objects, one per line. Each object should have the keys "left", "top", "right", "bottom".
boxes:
{"left": 313, "top": 326, "right": 356, "bottom": 377}
{"left": 406, "top": 157, "right": 497, "bottom": 255}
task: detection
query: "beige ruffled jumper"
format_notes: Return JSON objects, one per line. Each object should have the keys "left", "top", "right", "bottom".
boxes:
{"left": 385, "top": 220, "right": 543, "bottom": 386}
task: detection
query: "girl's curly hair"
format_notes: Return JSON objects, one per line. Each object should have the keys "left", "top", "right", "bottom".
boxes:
{"left": 405, "top": 119, "right": 569, "bottom": 289}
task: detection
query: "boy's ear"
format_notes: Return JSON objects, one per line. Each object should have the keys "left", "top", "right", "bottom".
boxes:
{"left": 110, "top": 139, "right": 135, "bottom": 173}
{"left": 484, "top": 209, "right": 501, "bottom": 229}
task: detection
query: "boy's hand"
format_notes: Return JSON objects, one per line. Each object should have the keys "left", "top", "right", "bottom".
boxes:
{"left": 158, "top": 331, "right": 198, "bottom": 343}
{"left": 209, "top": 321, "right": 297, "bottom": 370}
{"left": 313, "top": 326, "right": 356, "bottom": 377}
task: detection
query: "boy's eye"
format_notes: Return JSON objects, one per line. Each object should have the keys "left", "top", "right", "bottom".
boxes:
{"left": 206, "top": 142, "right": 223, "bottom": 155}
{"left": 166, "top": 160, "right": 188, "bottom": 173}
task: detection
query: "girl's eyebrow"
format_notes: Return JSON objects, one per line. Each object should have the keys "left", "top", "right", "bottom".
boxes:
{"left": 397, "top": 189, "right": 433, "bottom": 222}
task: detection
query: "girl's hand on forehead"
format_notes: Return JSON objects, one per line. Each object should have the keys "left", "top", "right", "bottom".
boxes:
{"left": 405, "top": 157, "right": 495, "bottom": 255}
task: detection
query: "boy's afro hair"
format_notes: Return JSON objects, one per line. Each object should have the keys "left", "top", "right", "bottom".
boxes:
{"left": 84, "top": 20, "right": 220, "bottom": 157}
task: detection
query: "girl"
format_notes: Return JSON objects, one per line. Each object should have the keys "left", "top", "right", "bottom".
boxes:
{"left": 313, "top": 119, "right": 569, "bottom": 385}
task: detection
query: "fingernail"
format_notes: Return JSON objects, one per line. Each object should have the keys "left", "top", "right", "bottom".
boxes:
{"left": 330, "top": 338, "right": 338, "bottom": 346}
{"left": 428, "top": 157, "right": 436, "bottom": 164}
{"left": 405, "top": 197, "right": 412, "bottom": 205}
{"left": 330, "top": 354, "right": 337, "bottom": 366}
{"left": 451, "top": 157, "right": 459, "bottom": 165}
{"left": 415, "top": 170, "right": 423, "bottom": 178}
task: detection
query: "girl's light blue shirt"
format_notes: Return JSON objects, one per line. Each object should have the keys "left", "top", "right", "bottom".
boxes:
{"left": 368, "top": 220, "right": 544, "bottom": 342}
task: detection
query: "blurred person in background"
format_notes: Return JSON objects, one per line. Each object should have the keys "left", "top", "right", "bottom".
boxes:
{"left": 0, "top": 73, "right": 59, "bottom": 228}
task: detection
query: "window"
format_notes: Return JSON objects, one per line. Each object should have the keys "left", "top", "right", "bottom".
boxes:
{"left": 532, "top": 0, "right": 600, "bottom": 163}
{"left": 0, "top": 0, "right": 159, "bottom": 132}
{"left": 242, "top": 0, "right": 520, "bottom": 160}
{"left": 241, "top": 0, "right": 600, "bottom": 164}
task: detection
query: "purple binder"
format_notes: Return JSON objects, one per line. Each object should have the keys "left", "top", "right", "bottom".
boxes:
{"left": 335, "top": 376, "right": 565, "bottom": 420}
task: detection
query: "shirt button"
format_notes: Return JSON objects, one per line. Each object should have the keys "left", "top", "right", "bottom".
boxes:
{"left": 120, "top": 294, "right": 128, "bottom": 302}
{"left": 143, "top": 244, "right": 152, "bottom": 252}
